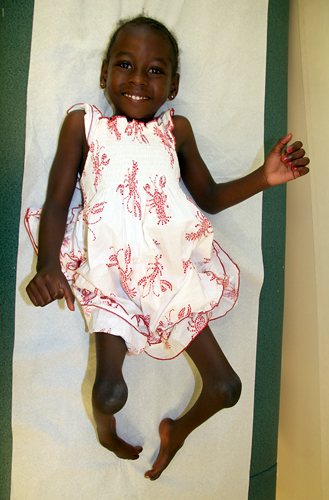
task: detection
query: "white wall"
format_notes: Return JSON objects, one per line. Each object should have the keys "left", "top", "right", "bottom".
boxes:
{"left": 277, "top": 0, "right": 329, "bottom": 499}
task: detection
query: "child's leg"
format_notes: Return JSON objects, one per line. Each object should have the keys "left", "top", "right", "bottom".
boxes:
{"left": 92, "top": 332, "right": 143, "bottom": 460}
{"left": 145, "top": 325, "right": 241, "bottom": 480}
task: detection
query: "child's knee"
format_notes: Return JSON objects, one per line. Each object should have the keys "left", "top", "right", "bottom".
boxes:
{"left": 223, "top": 373, "right": 242, "bottom": 407}
{"left": 212, "top": 372, "right": 242, "bottom": 409}
{"left": 92, "top": 378, "right": 128, "bottom": 415}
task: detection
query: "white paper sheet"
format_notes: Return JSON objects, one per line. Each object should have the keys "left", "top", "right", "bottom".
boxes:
{"left": 12, "top": 1, "right": 268, "bottom": 498}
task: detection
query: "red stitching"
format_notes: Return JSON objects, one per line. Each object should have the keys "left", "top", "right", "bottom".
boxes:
{"left": 144, "top": 175, "right": 171, "bottom": 225}
{"left": 117, "top": 161, "right": 142, "bottom": 220}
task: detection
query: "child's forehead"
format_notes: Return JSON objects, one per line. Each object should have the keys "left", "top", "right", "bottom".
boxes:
{"left": 111, "top": 24, "right": 173, "bottom": 61}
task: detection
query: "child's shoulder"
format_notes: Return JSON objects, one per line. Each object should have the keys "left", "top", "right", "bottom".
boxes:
{"left": 172, "top": 115, "right": 194, "bottom": 152}
{"left": 65, "top": 108, "right": 86, "bottom": 126}
{"left": 55, "top": 108, "right": 87, "bottom": 161}
{"left": 60, "top": 108, "right": 86, "bottom": 142}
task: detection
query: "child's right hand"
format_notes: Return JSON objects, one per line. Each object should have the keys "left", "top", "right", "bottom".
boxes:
{"left": 26, "top": 267, "right": 75, "bottom": 311}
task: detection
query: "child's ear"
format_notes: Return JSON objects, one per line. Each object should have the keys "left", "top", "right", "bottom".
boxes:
{"left": 168, "top": 73, "right": 180, "bottom": 100}
{"left": 100, "top": 60, "right": 108, "bottom": 89}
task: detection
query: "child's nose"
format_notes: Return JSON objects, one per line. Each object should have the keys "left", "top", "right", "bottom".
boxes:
{"left": 129, "top": 69, "right": 146, "bottom": 86}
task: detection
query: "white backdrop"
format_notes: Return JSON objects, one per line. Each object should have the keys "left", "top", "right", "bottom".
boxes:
{"left": 12, "top": 1, "right": 268, "bottom": 498}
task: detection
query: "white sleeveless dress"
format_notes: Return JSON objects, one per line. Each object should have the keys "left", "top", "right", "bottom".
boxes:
{"left": 26, "top": 104, "right": 240, "bottom": 360}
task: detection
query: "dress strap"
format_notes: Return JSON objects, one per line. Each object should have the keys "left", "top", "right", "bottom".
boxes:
{"left": 67, "top": 103, "right": 103, "bottom": 147}
{"left": 157, "top": 108, "right": 175, "bottom": 134}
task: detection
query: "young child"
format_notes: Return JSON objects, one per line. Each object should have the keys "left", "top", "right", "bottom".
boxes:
{"left": 26, "top": 16, "right": 310, "bottom": 481}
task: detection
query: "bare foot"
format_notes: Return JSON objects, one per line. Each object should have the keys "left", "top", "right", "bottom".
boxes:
{"left": 97, "top": 416, "right": 143, "bottom": 460}
{"left": 144, "top": 418, "right": 185, "bottom": 480}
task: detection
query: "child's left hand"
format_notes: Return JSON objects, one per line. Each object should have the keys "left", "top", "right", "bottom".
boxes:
{"left": 262, "top": 133, "right": 310, "bottom": 187}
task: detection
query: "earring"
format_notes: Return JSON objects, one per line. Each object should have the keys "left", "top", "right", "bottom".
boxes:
{"left": 100, "top": 81, "right": 106, "bottom": 89}
{"left": 168, "top": 94, "right": 175, "bottom": 100}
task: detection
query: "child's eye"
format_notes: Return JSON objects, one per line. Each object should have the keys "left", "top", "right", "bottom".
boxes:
{"left": 118, "top": 62, "right": 132, "bottom": 69}
{"left": 149, "top": 67, "right": 164, "bottom": 75}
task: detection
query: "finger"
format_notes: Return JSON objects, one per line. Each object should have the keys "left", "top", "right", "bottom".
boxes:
{"left": 291, "top": 165, "right": 310, "bottom": 177}
{"left": 44, "top": 274, "right": 75, "bottom": 311}
{"left": 26, "top": 283, "right": 41, "bottom": 307}
{"left": 32, "top": 273, "right": 66, "bottom": 306}
{"left": 285, "top": 149, "right": 305, "bottom": 162}
{"left": 273, "top": 133, "right": 293, "bottom": 154}
{"left": 281, "top": 149, "right": 309, "bottom": 167}
{"left": 58, "top": 281, "right": 75, "bottom": 311}
{"left": 290, "top": 157, "right": 310, "bottom": 169}
{"left": 26, "top": 280, "right": 53, "bottom": 307}
{"left": 292, "top": 155, "right": 310, "bottom": 166}
{"left": 43, "top": 275, "right": 65, "bottom": 301}
{"left": 285, "top": 140, "right": 303, "bottom": 154}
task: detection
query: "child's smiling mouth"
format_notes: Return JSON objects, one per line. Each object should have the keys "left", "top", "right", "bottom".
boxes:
{"left": 123, "top": 93, "right": 149, "bottom": 101}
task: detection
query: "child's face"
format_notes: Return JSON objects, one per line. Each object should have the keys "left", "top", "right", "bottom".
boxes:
{"left": 102, "top": 25, "right": 179, "bottom": 122}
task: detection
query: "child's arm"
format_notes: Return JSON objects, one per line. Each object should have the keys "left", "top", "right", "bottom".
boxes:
{"left": 174, "top": 116, "right": 310, "bottom": 214}
{"left": 26, "top": 110, "right": 87, "bottom": 311}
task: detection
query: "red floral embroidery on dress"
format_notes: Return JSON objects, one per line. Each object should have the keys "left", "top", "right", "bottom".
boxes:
{"left": 154, "top": 317, "right": 172, "bottom": 348}
{"left": 128, "top": 345, "right": 146, "bottom": 356}
{"left": 185, "top": 194, "right": 197, "bottom": 205}
{"left": 125, "top": 121, "right": 149, "bottom": 144}
{"left": 117, "top": 161, "right": 142, "bottom": 220}
{"left": 153, "top": 125, "right": 175, "bottom": 166}
{"left": 185, "top": 211, "right": 213, "bottom": 241}
{"left": 24, "top": 207, "right": 42, "bottom": 253}
{"left": 204, "top": 270, "right": 230, "bottom": 289}
{"left": 223, "top": 283, "right": 238, "bottom": 302}
{"left": 178, "top": 304, "right": 192, "bottom": 320}
{"left": 144, "top": 175, "right": 171, "bottom": 225}
{"left": 79, "top": 288, "right": 98, "bottom": 317}
{"left": 148, "top": 332, "right": 164, "bottom": 345}
{"left": 80, "top": 288, "right": 97, "bottom": 305}
{"left": 138, "top": 254, "right": 172, "bottom": 297}
{"left": 182, "top": 259, "right": 193, "bottom": 274}
{"left": 156, "top": 304, "right": 194, "bottom": 346}
{"left": 106, "top": 117, "right": 122, "bottom": 140}
{"left": 80, "top": 177, "right": 88, "bottom": 206}
{"left": 25, "top": 203, "right": 83, "bottom": 256}
{"left": 61, "top": 249, "right": 86, "bottom": 282}
{"left": 107, "top": 245, "right": 137, "bottom": 299}
{"left": 61, "top": 205, "right": 83, "bottom": 248}
{"left": 207, "top": 241, "right": 239, "bottom": 302}
{"left": 133, "top": 314, "right": 162, "bottom": 345}
{"left": 89, "top": 139, "right": 110, "bottom": 191}
{"left": 132, "top": 313, "right": 170, "bottom": 347}
{"left": 187, "top": 311, "right": 212, "bottom": 339}
{"left": 98, "top": 328, "right": 111, "bottom": 333}
{"left": 155, "top": 309, "right": 175, "bottom": 342}
{"left": 79, "top": 286, "right": 129, "bottom": 317}
{"left": 82, "top": 201, "right": 107, "bottom": 241}
{"left": 98, "top": 289, "right": 129, "bottom": 313}
{"left": 133, "top": 313, "right": 151, "bottom": 331}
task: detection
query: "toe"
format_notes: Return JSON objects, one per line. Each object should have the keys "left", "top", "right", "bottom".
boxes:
{"left": 144, "top": 470, "right": 158, "bottom": 481}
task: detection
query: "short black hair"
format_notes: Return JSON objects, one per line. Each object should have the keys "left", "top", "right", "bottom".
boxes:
{"left": 104, "top": 15, "right": 180, "bottom": 75}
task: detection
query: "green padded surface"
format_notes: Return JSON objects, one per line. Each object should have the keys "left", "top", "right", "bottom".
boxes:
{"left": 0, "top": 2, "right": 34, "bottom": 499}
{"left": 249, "top": 465, "right": 278, "bottom": 500}
{"left": 249, "top": 0, "right": 289, "bottom": 497}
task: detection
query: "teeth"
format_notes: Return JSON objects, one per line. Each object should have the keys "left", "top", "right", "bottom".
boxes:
{"left": 124, "top": 94, "right": 148, "bottom": 101}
